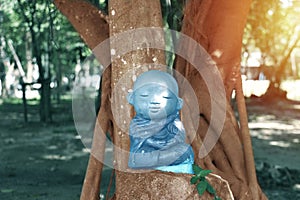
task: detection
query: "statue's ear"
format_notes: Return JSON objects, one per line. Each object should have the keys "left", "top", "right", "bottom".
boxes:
{"left": 177, "top": 97, "right": 183, "bottom": 110}
{"left": 127, "top": 92, "right": 134, "bottom": 105}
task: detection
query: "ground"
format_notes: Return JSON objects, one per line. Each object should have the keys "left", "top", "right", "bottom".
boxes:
{"left": 246, "top": 97, "right": 300, "bottom": 199}
{"left": 0, "top": 96, "right": 299, "bottom": 200}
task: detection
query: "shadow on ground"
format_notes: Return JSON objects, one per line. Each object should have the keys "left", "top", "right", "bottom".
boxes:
{"left": 0, "top": 97, "right": 299, "bottom": 199}
{"left": 0, "top": 98, "right": 113, "bottom": 200}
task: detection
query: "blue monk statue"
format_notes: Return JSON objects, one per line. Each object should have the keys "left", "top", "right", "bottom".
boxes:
{"left": 127, "top": 70, "right": 194, "bottom": 174}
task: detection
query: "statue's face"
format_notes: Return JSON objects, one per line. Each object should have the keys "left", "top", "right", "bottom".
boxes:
{"left": 131, "top": 84, "right": 181, "bottom": 120}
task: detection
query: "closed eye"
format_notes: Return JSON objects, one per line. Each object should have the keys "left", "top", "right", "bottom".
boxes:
{"left": 163, "top": 96, "right": 171, "bottom": 99}
{"left": 140, "top": 94, "right": 148, "bottom": 97}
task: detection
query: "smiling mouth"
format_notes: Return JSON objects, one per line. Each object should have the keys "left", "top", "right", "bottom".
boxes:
{"left": 149, "top": 107, "right": 160, "bottom": 113}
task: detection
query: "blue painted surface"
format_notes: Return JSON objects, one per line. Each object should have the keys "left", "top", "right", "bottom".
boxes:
{"left": 127, "top": 70, "right": 194, "bottom": 174}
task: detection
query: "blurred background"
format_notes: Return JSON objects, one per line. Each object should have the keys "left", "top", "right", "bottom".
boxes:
{"left": 0, "top": 0, "right": 299, "bottom": 199}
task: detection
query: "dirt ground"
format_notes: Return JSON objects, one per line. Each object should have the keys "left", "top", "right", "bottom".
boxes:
{"left": 0, "top": 96, "right": 299, "bottom": 200}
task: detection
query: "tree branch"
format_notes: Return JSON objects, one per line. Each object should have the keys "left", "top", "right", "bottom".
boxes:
{"left": 54, "top": 1, "right": 111, "bottom": 199}
{"left": 53, "top": 0, "right": 109, "bottom": 49}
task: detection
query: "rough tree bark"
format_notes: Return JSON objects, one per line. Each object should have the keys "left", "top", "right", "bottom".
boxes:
{"left": 107, "top": 0, "right": 233, "bottom": 199}
{"left": 55, "top": 0, "right": 266, "bottom": 199}
{"left": 108, "top": 0, "right": 166, "bottom": 173}
{"left": 175, "top": 0, "right": 267, "bottom": 199}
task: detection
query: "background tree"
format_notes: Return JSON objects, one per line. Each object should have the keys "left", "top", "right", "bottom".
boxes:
{"left": 244, "top": 0, "right": 300, "bottom": 96}
{"left": 54, "top": 0, "right": 267, "bottom": 199}
{"left": 16, "top": 0, "right": 55, "bottom": 122}
{"left": 0, "top": 0, "right": 86, "bottom": 121}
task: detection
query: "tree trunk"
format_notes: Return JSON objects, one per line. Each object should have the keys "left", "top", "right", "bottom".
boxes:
{"left": 175, "top": 0, "right": 267, "bottom": 199}
{"left": 55, "top": 0, "right": 267, "bottom": 199}
{"left": 54, "top": 51, "right": 62, "bottom": 104}
{"left": 29, "top": 26, "right": 52, "bottom": 122}
{"left": 108, "top": 0, "right": 169, "bottom": 198}
{"left": 115, "top": 171, "right": 233, "bottom": 200}
{"left": 54, "top": 1, "right": 110, "bottom": 199}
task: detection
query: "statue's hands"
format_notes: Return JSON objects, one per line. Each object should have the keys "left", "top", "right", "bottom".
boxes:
{"left": 164, "top": 129, "right": 185, "bottom": 147}
{"left": 128, "top": 143, "right": 193, "bottom": 168}
{"left": 171, "top": 144, "right": 193, "bottom": 165}
{"left": 128, "top": 150, "right": 160, "bottom": 169}
{"left": 172, "top": 143, "right": 191, "bottom": 161}
{"left": 146, "top": 135, "right": 179, "bottom": 149}
{"left": 145, "top": 138, "right": 166, "bottom": 148}
{"left": 158, "top": 143, "right": 192, "bottom": 166}
{"left": 131, "top": 130, "right": 155, "bottom": 139}
{"left": 164, "top": 137, "right": 178, "bottom": 147}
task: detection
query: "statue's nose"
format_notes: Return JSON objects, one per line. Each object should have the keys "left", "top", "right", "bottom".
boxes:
{"left": 150, "top": 95, "right": 161, "bottom": 105}
{"left": 150, "top": 101, "right": 160, "bottom": 105}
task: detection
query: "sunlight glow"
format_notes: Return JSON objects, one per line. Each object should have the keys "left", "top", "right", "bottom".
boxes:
{"left": 211, "top": 49, "right": 223, "bottom": 58}
{"left": 254, "top": 133, "right": 272, "bottom": 140}
{"left": 294, "top": 184, "right": 300, "bottom": 191}
{"left": 269, "top": 141, "right": 291, "bottom": 148}
{"left": 244, "top": 51, "right": 261, "bottom": 67}
{"left": 82, "top": 148, "right": 91, "bottom": 153}
{"left": 280, "top": 80, "right": 300, "bottom": 101}
{"left": 293, "top": 138, "right": 300, "bottom": 143}
{"left": 47, "top": 145, "right": 58, "bottom": 150}
{"left": 280, "top": 0, "right": 293, "bottom": 8}
{"left": 242, "top": 79, "right": 300, "bottom": 100}
{"left": 15, "top": 90, "right": 39, "bottom": 99}
{"left": 242, "top": 80, "right": 270, "bottom": 97}
{"left": 43, "top": 154, "right": 69, "bottom": 160}
{"left": 249, "top": 122, "right": 295, "bottom": 130}
{"left": 268, "top": 10, "right": 274, "bottom": 16}
{"left": 74, "top": 135, "right": 82, "bottom": 140}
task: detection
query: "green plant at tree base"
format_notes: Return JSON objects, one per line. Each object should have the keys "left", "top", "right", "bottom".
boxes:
{"left": 190, "top": 164, "right": 221, "bottom": 200}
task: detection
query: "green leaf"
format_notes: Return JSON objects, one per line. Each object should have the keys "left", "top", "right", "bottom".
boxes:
{"left": 192, "top": 164, "right": 202, "bottom": 174}
{"left": 199, "top": 169, "right": 212, "bottom": 177}
{"left": 206, "top": 183, "right": 216, "bottom": 194}
{"left": 196, "top": 181, "right": 208, "bottom": 195}
{"left": 190, "top": 176, "right": 199, "bottom": 184}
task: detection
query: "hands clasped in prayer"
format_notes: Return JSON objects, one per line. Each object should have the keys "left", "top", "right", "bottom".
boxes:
{"left": 127, "top": 70, "right": 194, "bottom": 174}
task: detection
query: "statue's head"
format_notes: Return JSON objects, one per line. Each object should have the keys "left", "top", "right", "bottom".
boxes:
{"left": 127, "top": 70, "right": 183, "bottom": 120}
